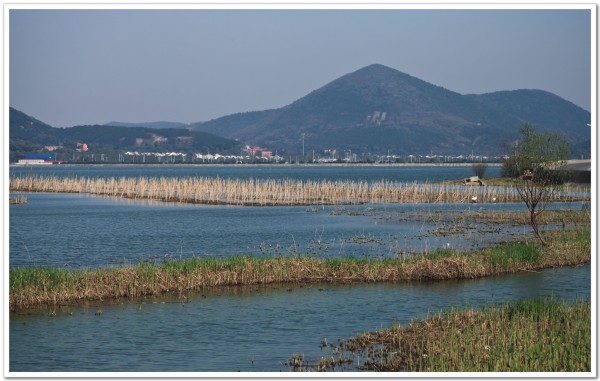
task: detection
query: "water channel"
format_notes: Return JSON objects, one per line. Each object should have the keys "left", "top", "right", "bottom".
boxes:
{"left": 10, "top": 264, "right": 590, "bottom": 372}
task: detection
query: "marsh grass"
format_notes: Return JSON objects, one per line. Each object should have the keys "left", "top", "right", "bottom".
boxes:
{"left": 9, "top": 175, "right": 590, "bottom": 206}
{"left": 423, "top": 248, "right": 455, "bottom": 260}
{"left": 9, "top": 228, "right": 590, "bottom": 311}
{"left": 470, "top": 208, "right": 591, "bottom": 226}
{"left": 309, "top": 298, "right": 590, "bottom": 372}
{"left": 489, "top": 243, "right": 541, "bottom": 269}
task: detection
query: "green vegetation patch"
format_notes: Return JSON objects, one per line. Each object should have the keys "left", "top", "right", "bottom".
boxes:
{"left": 304, "top": 298, "right": 590, "bottom": 372}
{"left": 489, "top": 242, "right": 541, "bottom": 269}
{"left": 10, "top": 266, "right": 77, "bottom": 292}
{"left": 424, "top": 248, "right": 455, "bottom": 260}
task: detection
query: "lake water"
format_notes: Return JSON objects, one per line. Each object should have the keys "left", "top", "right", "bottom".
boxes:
{"left": 11, "top": 192, "right": 572, "bottom": 269}
{"left": 8, "top": 164, "right": 591, "bottom": 373}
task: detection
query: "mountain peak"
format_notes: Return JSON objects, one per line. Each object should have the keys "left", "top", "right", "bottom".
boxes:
{"left": 182, "top": 67, "right": 591, "bottom": 158}
{"left": 356, "top": 63, "right": 397, "bottom": 73}
{"left": 339, "top": 63, "right": 407, "bottom": 82}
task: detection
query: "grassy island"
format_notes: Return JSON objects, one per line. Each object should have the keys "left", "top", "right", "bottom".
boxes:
{"left": 10, "top": 228, "right": 590, "bottom": 311}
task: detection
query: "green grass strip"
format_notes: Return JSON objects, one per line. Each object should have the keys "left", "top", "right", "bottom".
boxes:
{"left": 10, "top": 228, "right": 590, "bottom": 310}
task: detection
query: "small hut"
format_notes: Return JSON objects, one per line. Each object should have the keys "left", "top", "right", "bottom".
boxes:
{"left": 463, "top": 176, "right": 485, "bottom": 186}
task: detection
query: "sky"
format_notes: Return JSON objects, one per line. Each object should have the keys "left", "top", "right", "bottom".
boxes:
{"left": 8, "top": 6, "right": 593, "bottom": 127}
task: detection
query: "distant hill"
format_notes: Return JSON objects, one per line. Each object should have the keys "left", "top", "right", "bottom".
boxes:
{"left": 9, "top": 108, "right": 240, "bottom": 162}
{"left": 11, "top": 64, "right": 590, "bottom": 161}
{"left": 190, "top": 64, "right": 590, "bottom": 157}
{"left": 466, "top": 90, "right": 590, "bottom": 157}
{"left": 105, "top": 121, "right": 189, "bottom": 129}
{"left": 9, "top": 108, "right": 58, "bottom": 160}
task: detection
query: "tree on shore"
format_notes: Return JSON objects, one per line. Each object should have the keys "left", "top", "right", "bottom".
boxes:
{"left": 471, "top": 163, "right": 488, "bottom": 179}
{"left": 507, "top": 123, "right": 569, "bottom": 246}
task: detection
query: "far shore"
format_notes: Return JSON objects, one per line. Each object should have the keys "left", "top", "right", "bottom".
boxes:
{"left": 9, "top": 162, "right": 503, "bottom": 167}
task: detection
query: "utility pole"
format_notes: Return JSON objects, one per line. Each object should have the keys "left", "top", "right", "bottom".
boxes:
{"left": 301, "top": 133, "right": 306, "bottom": 159}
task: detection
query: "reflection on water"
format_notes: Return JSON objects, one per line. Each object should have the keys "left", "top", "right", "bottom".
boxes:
{"left": 10, "top": 264, "right": 590, "bottom": 372}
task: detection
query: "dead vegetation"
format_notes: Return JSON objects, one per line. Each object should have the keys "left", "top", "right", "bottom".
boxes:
{"left": 9, "top": 175, "right": 589, "bottom": 206}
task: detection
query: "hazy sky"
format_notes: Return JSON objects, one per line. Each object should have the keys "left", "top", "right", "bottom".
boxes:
{"left": 9, "top": 7, "right": 592, "bottom": 127}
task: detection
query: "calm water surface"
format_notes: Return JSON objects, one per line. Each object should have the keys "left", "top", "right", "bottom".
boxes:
{"left": 10, "top": 192, "right": 560, "bottom": 269}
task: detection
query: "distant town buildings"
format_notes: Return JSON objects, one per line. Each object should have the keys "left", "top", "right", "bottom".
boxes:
{"left": 121, "top": 148, "right": 284, "bottom": 163}
{"left": 76, "top": 142, "right": 88, "bottom": 152}
{"left": 243, "top": 145, "right": 273, "bottom": 158}
{"left": 15, "top": 155, "right": 65, "bottom": 165}
{"left": 14, "top": 137, "right": 507, "bottom": 166}
{"left": 44, "top": 145, "right": 63, "bottom": 151}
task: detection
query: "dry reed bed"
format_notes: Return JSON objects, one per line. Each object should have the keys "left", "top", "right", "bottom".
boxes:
{"left": 9, "top": 175, "right": 589, "bottom": 206}
{"left": 9, "top": 228, "right": 590, "bottom": 311}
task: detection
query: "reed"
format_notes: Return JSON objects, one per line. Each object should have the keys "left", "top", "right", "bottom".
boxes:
{"left": 9, "top": 175, "right": 590, "bottom": 206}
{"left": 9, "top": 195, "right": 28, "bottom": 204}
{"left": 9, "top": 228, "right": 590, "bottom": 311}
{"left": 309, "top": 298, "right": 590, "bottom": 372}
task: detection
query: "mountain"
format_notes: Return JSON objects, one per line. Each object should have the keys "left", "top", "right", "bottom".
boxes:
{"left": 466, "top": 90, "right": 590, "bottom": 157}
{"left": 105, "top": 121, "right": 189, "bottom": 129}
{"left": 9, "top": 108, "right": 58, "bottom": 159}
{"left": 191, "top": 64, "right": 590, "bottom": 157}
{"left": 9, "top": 108, "right": 240, "bottom": 162}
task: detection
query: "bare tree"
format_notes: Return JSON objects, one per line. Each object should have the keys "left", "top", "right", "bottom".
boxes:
{"left": 509, "top": 123, "right": 569, "bottom": 246}
{"left": 471, "top": 163, "right": 488, "bottom": 179}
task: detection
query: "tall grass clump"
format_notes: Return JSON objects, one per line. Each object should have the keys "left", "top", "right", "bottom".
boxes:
{"left": 10, "top": 175, "right": 589, "bottom": 206}
{"left": 319, "top": 298, "right": 590, "bottom": 372}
